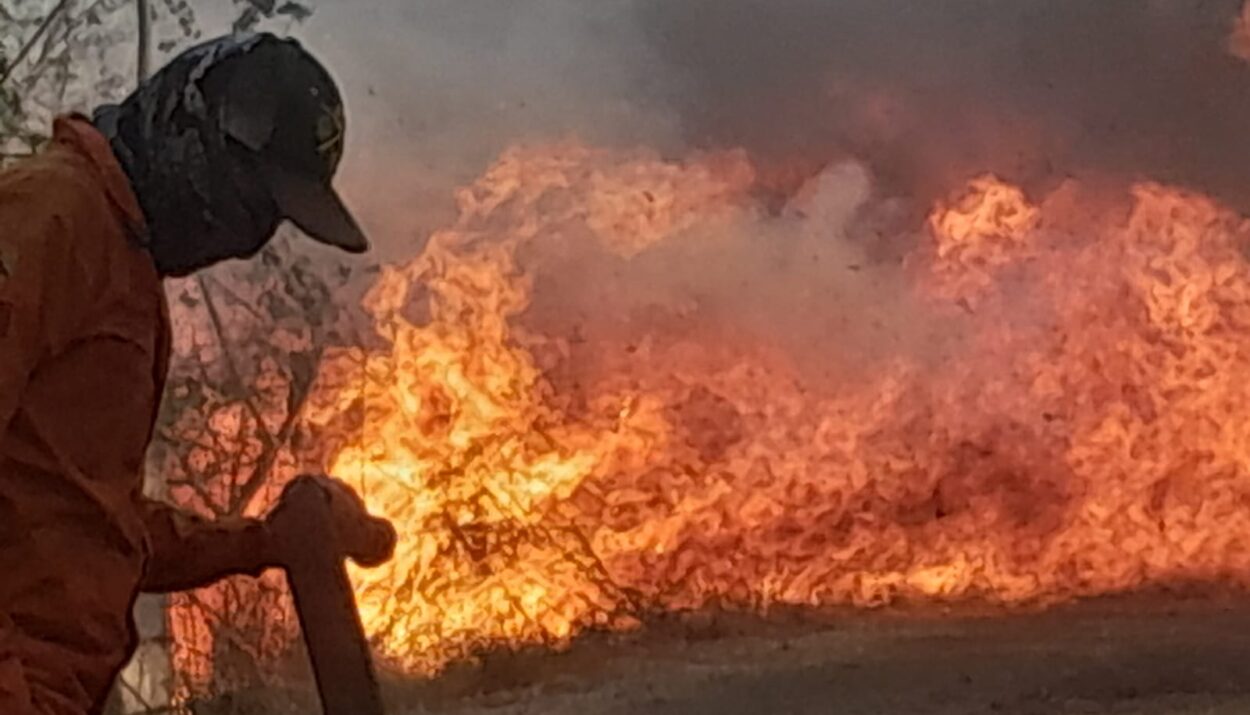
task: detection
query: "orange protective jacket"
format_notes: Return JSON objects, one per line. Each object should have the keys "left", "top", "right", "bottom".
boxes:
{"left": 0, "top": 117, "right": 275, "bottom": 715}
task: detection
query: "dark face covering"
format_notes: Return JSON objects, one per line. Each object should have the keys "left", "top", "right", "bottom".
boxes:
{"left": 93, "top": 35, "right": 282, "bottom": 277}
{"left": 93, "top": 34, "right": 369, "bottom": 277}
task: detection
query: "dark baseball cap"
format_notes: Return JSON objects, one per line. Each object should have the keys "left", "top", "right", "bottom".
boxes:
{"left": 208, "top": 35, "right": 368, "bottom": 253}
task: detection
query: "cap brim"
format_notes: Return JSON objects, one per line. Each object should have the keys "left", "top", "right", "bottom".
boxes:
{"left": 263, "top": 164, "right": 370, "bottom": 253}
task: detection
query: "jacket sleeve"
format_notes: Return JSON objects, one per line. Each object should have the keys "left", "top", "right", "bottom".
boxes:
{"left": 137, "top": 498, "right": 281, "bottom": 593}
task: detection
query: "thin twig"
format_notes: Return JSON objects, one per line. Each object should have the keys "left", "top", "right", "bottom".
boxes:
{"left": 228, "top": 375, "right": 312, "bottom": 515}
{"left": 117, "top": 674, "right": 158, "bottom": 713}
{"left": 197, "top": 275, "right": 324, "bottom": 517}
{"left": 0, "top": 0, "right": 73, "bottom": 89}
{"left": 201, "top": 275, "right": 264, "bottom": 323}
{"left": 197, "top": 276, "right": 276, "bottom": 450}
{"left": 174, "top": 449, "right": 223, "bottom": 513}
{"left": 135, "top": 0, "right": 150, "bottom": 84}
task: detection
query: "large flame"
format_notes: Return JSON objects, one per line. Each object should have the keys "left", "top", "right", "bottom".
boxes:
{"left": 304, "top": 140, "right": 1250, "bottom": 675}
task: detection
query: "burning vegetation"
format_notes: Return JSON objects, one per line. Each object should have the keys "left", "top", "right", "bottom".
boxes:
{"left": 279, "top": 138, "right": 1250, "bottom": 676}
{"left": 133, "top": 2, "right": 1250, "bottom": 703}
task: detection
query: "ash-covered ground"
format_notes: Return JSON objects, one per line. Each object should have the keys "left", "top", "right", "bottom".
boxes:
{"left": 386, "top": 595, "right": 1250, "bottom": 715}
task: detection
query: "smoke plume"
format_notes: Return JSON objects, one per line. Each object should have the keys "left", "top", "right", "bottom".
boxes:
{"left": 201, "top": 0, "right": 1250, "bottom": 373}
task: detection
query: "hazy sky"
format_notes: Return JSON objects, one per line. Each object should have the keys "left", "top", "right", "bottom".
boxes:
{"left": 72, "top": 0, "right": 1247, "bottom": 388}
{"left": 177, "top": 1, "right": 677, "bottom": 257}
{"left": 166, "top": 0, "right": 1250, "bottom": 257}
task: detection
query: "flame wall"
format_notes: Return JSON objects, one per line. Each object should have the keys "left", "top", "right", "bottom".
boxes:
{"left": 297, "top": 139, "right": 1250, "bottom": 675}
{"left": 155, "top": 0, "right": 1250, "bottom": 685}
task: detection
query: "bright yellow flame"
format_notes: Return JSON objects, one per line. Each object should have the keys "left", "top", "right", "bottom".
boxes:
{"left": 927, "top": 174, "right": 1040, "bottom": 307}
{"left": 305, "top": 143, "right": 1250, "bottom": 676}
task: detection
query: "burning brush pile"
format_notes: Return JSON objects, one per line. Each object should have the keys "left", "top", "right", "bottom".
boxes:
{"left": 145, "top": 6, "right": 1250, "bottom": 698}
{"left": 259, "top": 138, "right": 1250, "bottom": 678}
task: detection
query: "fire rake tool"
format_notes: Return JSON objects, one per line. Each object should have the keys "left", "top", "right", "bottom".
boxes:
{"left": 282, "top": 476, "right": 393, "bottom": 715}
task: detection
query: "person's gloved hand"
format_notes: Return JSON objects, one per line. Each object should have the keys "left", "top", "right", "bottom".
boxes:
{"left": 266, "top": 474, "right": 396, "bottom": 568}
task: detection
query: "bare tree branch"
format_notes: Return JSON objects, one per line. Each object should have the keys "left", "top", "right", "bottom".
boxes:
{"left": 202, "top": 275, "right": 264, "bottom": 322}
{"left": 228, "top": 385, "right": 307, "bottom": 515}
{"left": 195, "top": 274, "right": 325, "bottom": 517}
{"left": 196, "top": 276, "right": 277, "bottom": 450}
{"left": 136, "top": 0, "right": 150, "bottom": 84}
{"left": 0, "top": 0, "right": 73, "bottom": 89}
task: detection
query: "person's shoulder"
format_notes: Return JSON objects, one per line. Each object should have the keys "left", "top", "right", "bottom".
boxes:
{"left": 0, "top": 146, "right": 109, "bottom": 217}
{"left": 0, "top": 146, "right": 122, "bottom": 261}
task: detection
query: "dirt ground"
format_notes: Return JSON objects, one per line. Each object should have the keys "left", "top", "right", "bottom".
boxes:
{"left": 386, "top": 594, "right": 1250, "bottom": 715}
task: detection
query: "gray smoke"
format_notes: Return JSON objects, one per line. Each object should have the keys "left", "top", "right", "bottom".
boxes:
{"left": 177, "top": 1, "right": 1250, "bottom": 244}
{"left": 182, "top": 1, "right": 1250, "bottom": 376}
{"left": 638, "top": 0, "right": 1250, "bottom": 208}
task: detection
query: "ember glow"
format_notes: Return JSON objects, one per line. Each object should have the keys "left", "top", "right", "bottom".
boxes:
{"left": 302, "top": 139, "right": 1250, "bottom": 676}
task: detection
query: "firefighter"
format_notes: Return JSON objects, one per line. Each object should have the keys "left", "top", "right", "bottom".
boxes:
{"left": 0, "top": 33, "right": 395, "bottom": 715}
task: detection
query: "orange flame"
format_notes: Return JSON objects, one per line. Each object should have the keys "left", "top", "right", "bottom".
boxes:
{"left": 305, "top": 142, "right": 1250, "bottom": 676}
{"left": 927, "top": 174, "right": 1039, "bottom": 306}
